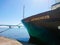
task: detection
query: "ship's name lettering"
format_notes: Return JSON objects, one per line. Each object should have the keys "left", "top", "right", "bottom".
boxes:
{"left": 31, "top": 15, "right": 50, "bottom": 21}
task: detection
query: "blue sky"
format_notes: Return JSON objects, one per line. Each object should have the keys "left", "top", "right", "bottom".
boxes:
{"left": 0, "top": 0, "right": 55, "bottom": 25}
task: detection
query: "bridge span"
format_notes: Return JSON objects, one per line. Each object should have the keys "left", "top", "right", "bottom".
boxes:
{"left": 0, "top": 25, "right": 20, "bottom": 28}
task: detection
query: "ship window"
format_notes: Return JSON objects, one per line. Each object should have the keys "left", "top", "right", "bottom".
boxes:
{"left": 58, "top": 26, "right": 60, "bottom": 30}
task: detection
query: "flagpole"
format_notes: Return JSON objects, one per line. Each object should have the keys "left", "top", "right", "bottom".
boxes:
{"left": 23, "top": 5, "right": 25, "bottom": 19}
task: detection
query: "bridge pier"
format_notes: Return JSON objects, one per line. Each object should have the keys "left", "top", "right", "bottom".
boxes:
{"left": 9, "top": 26, "right": 12, "bottom": 28}
{"left": 18, "top": 26, "right": 20, "bottom": 28}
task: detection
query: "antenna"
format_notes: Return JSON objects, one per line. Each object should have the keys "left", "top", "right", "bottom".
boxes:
{"left": 23, "top": 5, "right": 25, "bottom": 19}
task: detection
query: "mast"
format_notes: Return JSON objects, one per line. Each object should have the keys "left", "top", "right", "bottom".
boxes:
{"left": 23, "top": 5, "right": 25, "bottom": 19}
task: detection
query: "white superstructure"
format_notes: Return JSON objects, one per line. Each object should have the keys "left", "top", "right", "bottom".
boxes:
{"left": 55, "top": 0, "right": 60, "bottom": 3}
{"left": 51, "top": 0, "right": 60, "bottom": 10}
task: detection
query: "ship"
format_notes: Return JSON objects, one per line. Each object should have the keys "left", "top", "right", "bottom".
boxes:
{"left": 22, "top": 1, "right": 60, "bottom": 45}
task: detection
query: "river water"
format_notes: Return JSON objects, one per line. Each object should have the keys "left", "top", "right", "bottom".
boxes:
{"left": 0, "top": 27, "right": 30, "bottom": 42}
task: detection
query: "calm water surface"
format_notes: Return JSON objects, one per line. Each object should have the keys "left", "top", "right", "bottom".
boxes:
{"left": 0, "top": 27, "right": 30, "bottom": 42}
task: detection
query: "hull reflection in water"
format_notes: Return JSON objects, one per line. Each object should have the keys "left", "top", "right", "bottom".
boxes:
{"left": 22, "top": 8, "right": 60, "bottom": 45}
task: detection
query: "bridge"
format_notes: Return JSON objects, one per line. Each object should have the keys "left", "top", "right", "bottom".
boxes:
{"left": 0, "top": 25, "right": 20, "bottom": 28}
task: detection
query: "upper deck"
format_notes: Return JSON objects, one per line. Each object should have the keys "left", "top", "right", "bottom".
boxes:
{"left": 22, "top": 8, "right": 60, "bottom": 22}
{"left": 22, "top": 8, "right": 60, "bottom": 30}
